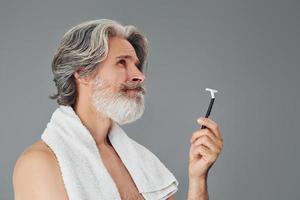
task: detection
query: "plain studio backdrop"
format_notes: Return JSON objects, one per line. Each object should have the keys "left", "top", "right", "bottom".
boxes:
{"left": 1, "top": 0, "right": 299, "bottom": 199}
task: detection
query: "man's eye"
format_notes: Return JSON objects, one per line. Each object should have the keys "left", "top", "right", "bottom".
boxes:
{"left": 117, "top": 59, "right": 126, "bottom": 66}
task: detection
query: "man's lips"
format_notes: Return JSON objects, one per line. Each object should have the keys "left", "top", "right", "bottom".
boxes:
{"left": 126, "top": 89, "right": 140, "bottom": 93}
{"left": 124, "top": 88, "right": 145, "bottom": 95}
{"left": 126, "top": 88, "right": 139, "bottom": 92}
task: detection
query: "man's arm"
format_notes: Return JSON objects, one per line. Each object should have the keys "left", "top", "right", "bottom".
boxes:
{"left": 187, "top": 178, "right": 208, "bottom": 200}
{"left": 187, "top": 117, "right": 224, "bottom": 200}
{"left": 166, "top": 179, "right": 208, "bottom": 200}
{"left": 13, "top": 149, "right": 69, "bottom": 200}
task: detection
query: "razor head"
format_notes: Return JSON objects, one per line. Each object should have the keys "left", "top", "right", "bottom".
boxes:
{"left": 205, "top": 88, "right": 218, "bottom": 99}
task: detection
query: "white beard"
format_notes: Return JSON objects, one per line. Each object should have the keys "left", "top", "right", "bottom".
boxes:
{"left": 91, "top": 76, "right": 145, "bottom": 125}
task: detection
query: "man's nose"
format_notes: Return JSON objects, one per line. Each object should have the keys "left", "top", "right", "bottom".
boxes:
{"left": 128, "top": 67, "right": 146, "bottom": 84}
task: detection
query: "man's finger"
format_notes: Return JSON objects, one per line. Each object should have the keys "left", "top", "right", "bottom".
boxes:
{"left": 190, "top": 128, "right": 218, "bottom": 144}
{"left": 192, "top": 135, "right": 219, "bottom": 153}
{"left": 197, "top": 117, "right": 221, "bottom": 139}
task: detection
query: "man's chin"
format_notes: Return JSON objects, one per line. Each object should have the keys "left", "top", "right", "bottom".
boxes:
{"left": 92, "top": 106, "right": 144, "bottom": 125}
{"left": 108, "top": 111, "right": 143, "bottom": 125}
{"left": 92, "top": 92, "right": 145, "bottom": 125}
{"left": 123, "top": 90, "right": 144, "bottom": 99}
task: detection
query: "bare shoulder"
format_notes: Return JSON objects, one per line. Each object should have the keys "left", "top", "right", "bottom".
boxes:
{"left": 13, "top": 139, "right": 68, "bottom": 200}
{"left": 167, "top": 195, "right": 176, "bottom": 200}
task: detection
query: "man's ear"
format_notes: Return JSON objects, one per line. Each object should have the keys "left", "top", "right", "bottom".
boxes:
{"left": 74, "top": 67, "right": 90, "bottom": 85}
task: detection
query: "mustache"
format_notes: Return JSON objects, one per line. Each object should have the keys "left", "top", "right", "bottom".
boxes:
{"left": 120, "top": 82, "right": 146, "bottom": 95}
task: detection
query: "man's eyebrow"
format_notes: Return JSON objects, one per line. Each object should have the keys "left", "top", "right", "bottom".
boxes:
{"left": 116, "top": 55, "right": 140, "bottom": 65}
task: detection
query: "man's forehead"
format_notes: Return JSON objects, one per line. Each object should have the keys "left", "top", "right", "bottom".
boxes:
{"left": 108, "top": 37, "right": 139, "bottom": 63}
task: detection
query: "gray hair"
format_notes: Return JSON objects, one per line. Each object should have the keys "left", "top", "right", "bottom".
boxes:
{"left": 49, "top": 19, "right": 149, "bottom": 106}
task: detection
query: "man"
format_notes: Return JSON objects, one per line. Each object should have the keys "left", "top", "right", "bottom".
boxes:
{"left": 13, "top": 19, "right": 223, "bottom": 200}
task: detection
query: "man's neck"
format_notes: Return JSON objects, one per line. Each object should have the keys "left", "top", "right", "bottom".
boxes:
{"left": 72, "top": 103, "right": 113, "bottom": 148}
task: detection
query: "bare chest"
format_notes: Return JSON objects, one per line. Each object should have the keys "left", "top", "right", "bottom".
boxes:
{"left": 99, "top": 146, "right": 145, "bottom": 200}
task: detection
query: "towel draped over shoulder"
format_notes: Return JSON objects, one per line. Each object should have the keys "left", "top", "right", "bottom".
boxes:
{"left": 41, "top": 105, "right": 179, "bottom": 200}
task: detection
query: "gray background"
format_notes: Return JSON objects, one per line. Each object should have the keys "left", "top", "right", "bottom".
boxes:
{"left": 1, "top": 0, "right": 299, "bottom": 199}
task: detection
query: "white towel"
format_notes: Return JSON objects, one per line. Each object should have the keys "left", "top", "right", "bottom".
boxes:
{"left": 41, "top": 105, "right": 179, "bottom": 200}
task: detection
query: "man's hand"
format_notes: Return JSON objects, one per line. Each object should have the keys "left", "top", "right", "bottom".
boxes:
{"left": 187, "top": 117, "right": 223, "bottom": 199}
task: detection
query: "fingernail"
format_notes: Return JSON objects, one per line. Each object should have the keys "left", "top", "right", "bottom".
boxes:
{"left": 197, "top": 118, "right": 203, "bottom": 123}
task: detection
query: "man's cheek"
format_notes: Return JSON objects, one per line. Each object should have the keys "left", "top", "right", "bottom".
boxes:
{"left": 112, "top": 86, "right": 122, "bottom": 93}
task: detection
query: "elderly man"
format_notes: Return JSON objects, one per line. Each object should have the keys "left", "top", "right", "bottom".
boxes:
{"left": 13, "top": 19, "right": 223, "bottom": 200}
